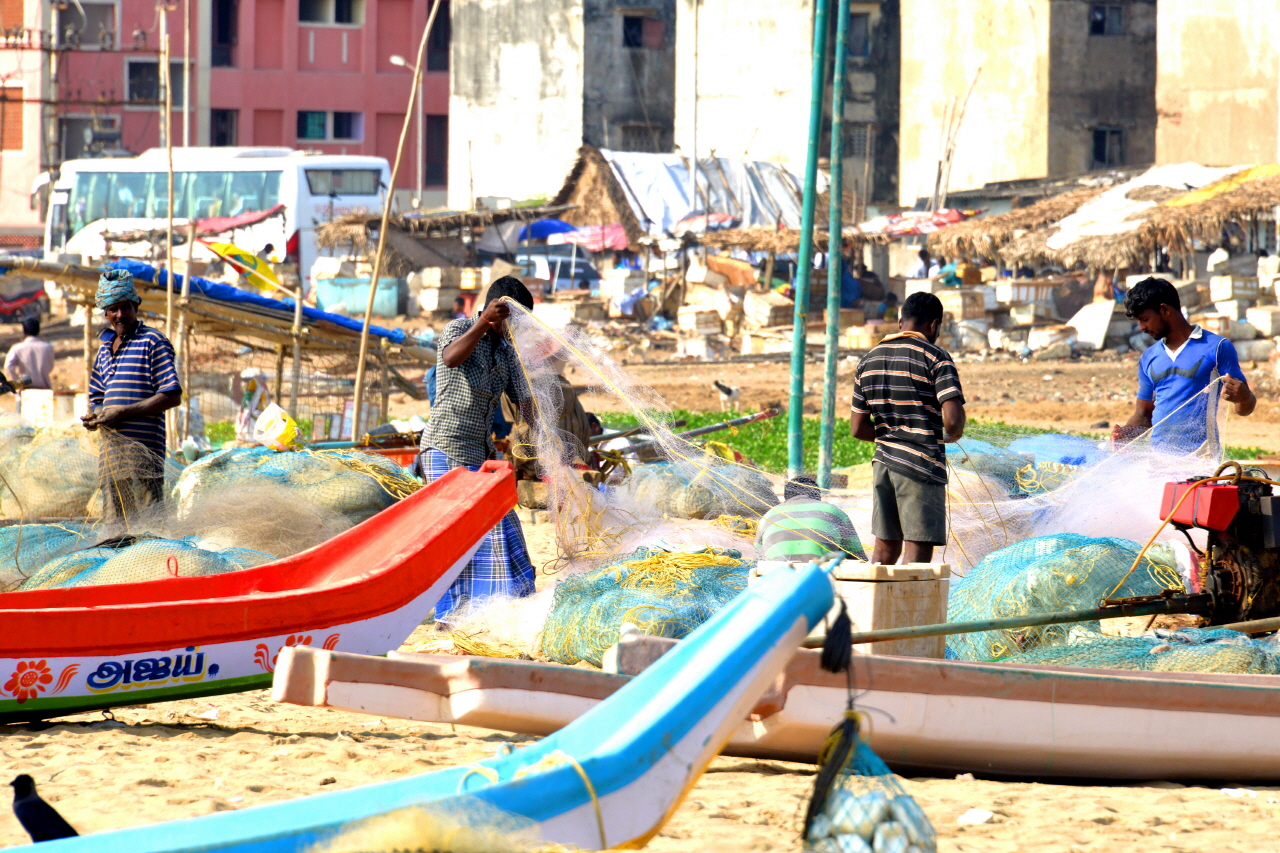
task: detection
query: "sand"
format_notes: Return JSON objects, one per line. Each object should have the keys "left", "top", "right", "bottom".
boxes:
{"left": 5, "top": 517, "right": 1280, "bottom": 850}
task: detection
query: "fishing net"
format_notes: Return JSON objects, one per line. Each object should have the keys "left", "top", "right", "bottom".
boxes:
{"left": 946, "top": 534, "right": 1184, "bottom": 661}
{"left": 173, "top": 446, "right": 418, "bottom": 525}
{"left": 17, "top": 534, "right": 275, "bottom": 590}
{"left": 539, "top": 547, "right": 751, "bottom": 667}
{"left": 1003, "top": 627, "right": 1280, "bottom": 675}
{"left": 0, "top": 523, "right": 91, "bottom": 591}
{"left": 805, "top": 726, "right": 936, "bottom": 853}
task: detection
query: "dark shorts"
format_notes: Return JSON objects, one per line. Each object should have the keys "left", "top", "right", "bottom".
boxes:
{"left": 871, "top": 460, "right": 948, "bottom": 546}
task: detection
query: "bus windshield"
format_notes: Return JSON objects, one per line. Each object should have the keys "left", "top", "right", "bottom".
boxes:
{"left": 67, "top": 170, "right": 283, "bottom": 236}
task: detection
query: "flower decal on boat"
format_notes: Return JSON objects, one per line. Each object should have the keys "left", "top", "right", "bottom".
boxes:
{"left": 4, "top": 660, "right": 53, "bottom": 704}
{"left": 254, "top": 634, "right": 333, "bottom": 673}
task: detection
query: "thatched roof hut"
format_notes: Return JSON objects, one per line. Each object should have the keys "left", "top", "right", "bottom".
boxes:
{"left": 551, "top": 146, "right": 648, "bottom": 245}
{"left": 928, "top": 186, "right": 1106, "bottom": 262}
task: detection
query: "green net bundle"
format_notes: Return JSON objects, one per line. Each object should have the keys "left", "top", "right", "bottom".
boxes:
{"left": 173, "top": 446, "right": 416, "bottom": 525}
{"left": 17, "top": 535, "right": 276, "bottom": 590}
{"left": 1003, "top": 628, "right": 1280, "bottom": 675}
{"left": 626, "top": 460, "right": 778, "bottom": 522}
{"left": 947, "top": 534, "right": 1182, "bottom": 661}
{"left": 540, "top": 547, "right": 751, "bottom": 667}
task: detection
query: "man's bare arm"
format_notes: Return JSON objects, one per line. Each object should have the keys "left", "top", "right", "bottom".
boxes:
{"left": 941, "top": 399, "right": 965, "bottom": 443}
{"left": 1222, "top": 376, "right": 1257, "bottom": 417}
{"left": 850, "top": 410, "right": 876, "bottom": 442}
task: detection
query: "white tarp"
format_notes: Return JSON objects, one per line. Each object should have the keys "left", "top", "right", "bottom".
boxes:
{"left": 1046, "top": 163, "right": 1246, "bottom": 251}
{"left": 599, "top": 149, "right": 821, "bottom": 237}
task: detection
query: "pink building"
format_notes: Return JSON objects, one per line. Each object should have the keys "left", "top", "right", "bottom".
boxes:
{"left": 0, "top": 0, "right": 450, "bottom": 246}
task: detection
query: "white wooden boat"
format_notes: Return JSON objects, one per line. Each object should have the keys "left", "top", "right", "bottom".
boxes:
{"left": 276, "top": 635, "right": 1280, "bottom": 781}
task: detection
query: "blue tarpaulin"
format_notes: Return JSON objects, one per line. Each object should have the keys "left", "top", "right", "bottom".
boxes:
{"left": 104, "top": 259, "right": 408, "bottom": 345}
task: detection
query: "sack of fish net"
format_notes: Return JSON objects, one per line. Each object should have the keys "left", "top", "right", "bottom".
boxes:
{"left": 0, "top": 523, "right": 90, "bottom": 591}
{"left": 946, "top": 533, "right": 1182, "bottom": 661}
{"left": 944, "top": 438, "right": 1030, "bottom": 496}
{"left": 17, "top": 535, "right": 275, "bottom": 590}
{"left": 1004, "top": 627, "right": 1280, "bottom": 675}
{"left": 540, "top": 547, "right": 750, "bottom": 667}
{"left": 804, "top": 714, "right": 935, "bottom": 853}
{"left": 174, "top": 447, "right": 417, "bottom": 525}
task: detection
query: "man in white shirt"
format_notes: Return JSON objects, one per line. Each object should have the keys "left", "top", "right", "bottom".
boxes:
{"left": 5, "top": 317, "right": 54, "bottom": 389}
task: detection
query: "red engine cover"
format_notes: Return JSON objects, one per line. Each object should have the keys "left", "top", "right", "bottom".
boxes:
{"left": 1160, "top": 481, "right": 1240, "bottom": 531}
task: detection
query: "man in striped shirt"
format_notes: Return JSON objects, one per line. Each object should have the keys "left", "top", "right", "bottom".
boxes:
{"left": 850, "top": 291, "right": 965, "bottom": 564}
{"left": 81, "top": 269, "right": 181, "bottom": 524}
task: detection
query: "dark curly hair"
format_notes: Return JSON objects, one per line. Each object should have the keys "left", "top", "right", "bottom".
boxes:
{"left": 1123, "top": 277, "right": 1180, "bottom": 319}
{"left": 484, "top": 275, "right": 534, "bottom": 311}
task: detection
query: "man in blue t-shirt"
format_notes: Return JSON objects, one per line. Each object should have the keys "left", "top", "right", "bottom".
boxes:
{"left": 1112, "top": 277, "right": 1256, "bottom": 455}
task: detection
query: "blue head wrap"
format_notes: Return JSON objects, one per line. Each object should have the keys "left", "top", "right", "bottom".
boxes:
{"left": 96, "top": 269, "right": 141, "bottom": 310}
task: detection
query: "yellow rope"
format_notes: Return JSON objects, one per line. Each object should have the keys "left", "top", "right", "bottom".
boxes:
{"left": 448, "top": 630, "right": 526, "bottom": 660}
{"left": 513, "top": 749, "right": 607, "bottom": 851}
{"left": 315, "top": 449, "right": 422, "bottom": 500}
{"left": 455, "top": 763, "right": 500, "bottom": 792}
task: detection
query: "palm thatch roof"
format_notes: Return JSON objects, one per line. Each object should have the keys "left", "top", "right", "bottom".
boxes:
{"left": 551, "top": 146, "right": 646, "bottom": 245}
{"left": 927, "top": 187, "right": 1106, "bottom": 262}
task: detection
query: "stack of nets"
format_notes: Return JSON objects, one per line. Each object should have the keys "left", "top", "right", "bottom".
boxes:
{"left": 0, "top": 523, "right": 91, "bottom": 591}
{"left": 18, "top": 535, "right": 275, "bottom": 590}
{"left": 628, "top": 460, "right": 779, "bottom": 521}
{"left": 805, "top": 728, "right": 936, "bottom": 853}
{"left": 540, "top": 547, "right": 751, "bottom": 667}
{"left": 1005, "top": 627, "right": 1280, "bottom": 675}
{"left": 946, "top": 533, "right": 1182, "bottom": 661}
{"left": 174, "top": 447, "right": 418, "bottom": 525}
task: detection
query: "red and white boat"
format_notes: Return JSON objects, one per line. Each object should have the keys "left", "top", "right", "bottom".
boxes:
{"left": 0, "top": 461, "right": 515, "bottom": 724}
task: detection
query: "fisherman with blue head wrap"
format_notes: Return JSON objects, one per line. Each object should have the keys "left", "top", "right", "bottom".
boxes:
{"left": 81, "top": 268, "right": 182, "bottom": 525}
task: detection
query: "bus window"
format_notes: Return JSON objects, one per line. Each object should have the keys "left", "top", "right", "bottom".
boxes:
{"left": 108, "top": 173, "right": 149, "bottom": 218}
{"left": 48, "top": 200, "right": 69, "bottom": 252}
{"left": 187, "top": 172, "right": 229, "bottom": 218}
{"left": 304, "top": 168, "right": 380, "bottom": 196}
{"left": 66, "top": 168, "right": 284, "bottom": 235}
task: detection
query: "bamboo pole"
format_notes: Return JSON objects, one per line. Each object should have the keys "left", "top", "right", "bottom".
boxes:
{"left": 162, "top": 20, "right": 178, "bottom": 449}
{"left": 817, "top": 0, "right": 850, "bottom": 491}
{"left": 786, "top": 0, "right": 832, "bottom": 479}
{"left": 177, "top": 220, "right": 196, "bottom": 438}
{"left": 350, "top": 0, "right": 441, "bottom": 438}
{"left": 288, "top": 280, "right": 303, "bottom": 418}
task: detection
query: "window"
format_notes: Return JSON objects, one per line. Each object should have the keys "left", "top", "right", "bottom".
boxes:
{"left": 67, "top": 170, "right": 282, "bottom": 234}
{"left": 848, "top": 12, "right": 870, "bottom": 57}
{"left": 1089, "top": 3, "right": 1124, "bottom": 36}
{"left": 126, "top": 59, "right": 185, "bottom": 107}
{"left": 619, "top": 123, "right": 665, "bottom": 153}
{"left": 621, "top": 15, "right": 664, "bottom": 49}
{"left": 299, "top": 0, "right": 362, "bottom": 25}
{"left": 0, "top": 87, "right": 20, "bottom": 151}
{"left": 211, "top": 0, "right": 237, "bottom": 66}
{"left": 1092, "top": 127, "right": 1124, "bottom": 169}
{"left": 297, "top": 110, "right": 326, "bottom": 139}
{"left": 425, "top": 114, "right": 447, "bottom": 186}
{"left": 426, "top": 0, "right": 450, "bottom": 71}
{"left": 303, "top": 169, "right": 381, "bottom": 196}
{"left": 848, "top": 123, "right": 870, "bottom": 157}
{"left": 56, "top": 1, "right": 116, "bottom": 48}
{"left": 211, "top": 109, "right": 238, "bottom": 146}
{"left": 297, "top": 111, "right": 363, "bottom": 141}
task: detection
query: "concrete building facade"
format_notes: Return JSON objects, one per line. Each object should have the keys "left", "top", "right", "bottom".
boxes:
{"left": 0, "top": 0, "right": 449, "bottom": 244}
{"left": 672, "top": 0, "right": 899, "bottom": 205}
{"left": 899, "top": 0, "right": 1156, "bottom": 206}
{"left": 1155, "top": 0, "right": 1280, "bottom": 166}
{"left": 448, "top": 0, "right": 675, "bottom": 209}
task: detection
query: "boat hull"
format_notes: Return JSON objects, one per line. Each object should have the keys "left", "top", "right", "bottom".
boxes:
{"left": 280, "top": 637, "right": 1280, "bottom": 781}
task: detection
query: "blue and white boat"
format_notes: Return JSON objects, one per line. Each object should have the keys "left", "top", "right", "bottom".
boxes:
{"left": 27, "top": 561, "right": 834, "bottom": 852}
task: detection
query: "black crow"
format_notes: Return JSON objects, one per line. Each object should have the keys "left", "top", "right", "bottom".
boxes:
{"left": 10, "top": 775, "right": 78, "bottom": 842}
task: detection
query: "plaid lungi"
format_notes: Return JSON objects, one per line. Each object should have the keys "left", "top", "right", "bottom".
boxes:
{"left": 421, "top": 448, "right": 536, "bottom": 623}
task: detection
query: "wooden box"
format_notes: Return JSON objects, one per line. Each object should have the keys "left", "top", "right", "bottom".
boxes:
{"left": 938, "top": 288, "right": 986, "bottom": 320}
{"left": 1199, "top": 314, "right": 1232, "bottom": 336}
{"left": 826, "top": 307, "right": 865, "bottom": 331}
{"left": 750, "top": 562, "right": 950, "bottom": 658}
{"left": 677, "top": 306, "right": 723, "bottom": 336}
{"left": 744, "top": 290, "right": 794, "bottom": 329}
{"left": 996, "top": 279, "right": 1060, "bottom": 305}
{"left": 1246, "top": 306, "right": 1280, "bottom": 337}
{"left": 904, "top": 277, "right": 946, "bottom": 297}
{"left": 1209, "top": 275, "right": 1260, "bottom": 302}
{"left": 846, "top": 329, "right": 886, "bottom": 350}
{"left": 459, "top": 267, "right": 488, "bottom": 290}
{"left": 1010, "top": 302, "right": 1057, "bottom": 325}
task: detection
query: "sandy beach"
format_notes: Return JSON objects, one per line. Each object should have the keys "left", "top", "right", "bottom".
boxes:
{"left": 4, "top": 519, "right": 1280, "bottom": 851}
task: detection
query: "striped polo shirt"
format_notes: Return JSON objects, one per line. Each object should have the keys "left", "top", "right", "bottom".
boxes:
{"left": 89, "top": 321, "right": 181, "bottom": 459}
{"left": 851, "top": 332, "right": 964, "bottom": 485}
{"left": 756, "top": 496, "right": 867, "bottom": 561}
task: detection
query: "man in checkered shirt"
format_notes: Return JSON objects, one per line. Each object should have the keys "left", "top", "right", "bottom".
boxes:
{"left": 419, "top": 276, "right": 537, "bottom": 624}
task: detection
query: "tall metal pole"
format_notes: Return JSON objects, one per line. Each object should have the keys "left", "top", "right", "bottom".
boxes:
{"left": 818, "top": 0, "right": 850, "bottom": 491}
{"left": 351, "top": 0, "right": 441, "bottom": 436}
{"left": 786, "top": 0, "right": 833, "bottom": 479}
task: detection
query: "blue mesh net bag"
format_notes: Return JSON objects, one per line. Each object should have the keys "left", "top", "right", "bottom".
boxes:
{"left": 944, "top": 438, "right": 1031, "bottom": 496}
{"left": 0, "top": 523, "right": 89, "bottom": 591}
{"left": 539, "top": 547, "right": 751, "bottom": 667}
{"left": 804, "top": 715, "right": 936, "bottom": 853}
{"left": 946, "top": 534, "right": 1182, "bottom": 661}
{"left": 1004, "top": 627, "right": 1280, "bottom": 674}
{"left": 17, "top": 536, "right": 276, "bottom": 590}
